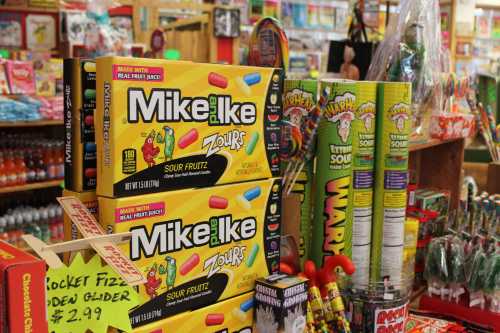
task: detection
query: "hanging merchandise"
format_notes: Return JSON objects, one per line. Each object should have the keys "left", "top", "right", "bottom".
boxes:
{"left": 26, "top": 14, "right": 57, "bottom": 51}
{"left": 213, "top": 7, "right": 241, "bottom": 38}
{"left": 0, "top": 13, "right": 22, "bottom": 48}
{"left": 312, "top": 80, "right": 356, "bottom": 265}
{"left": 248, "top": 16, "right": 289, "bottom": 71}
{"left": 82, "top": 0, "right": 130, "bottom": 57}
{"left": 281, "top": 79, "right": 317, "bottom": 268}
{"left": 349, "top": 81, "right": 377, "bottom": 289}
{"left": 367, "top": 0, "right": 443, "bottom": 136}
{"left": 370, "top": 82, "right": 411, "bottom": 284}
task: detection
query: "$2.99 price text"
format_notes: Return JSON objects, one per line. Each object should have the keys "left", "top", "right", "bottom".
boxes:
{"left": 51, "top": 307, "right": 102, "bottom": 325}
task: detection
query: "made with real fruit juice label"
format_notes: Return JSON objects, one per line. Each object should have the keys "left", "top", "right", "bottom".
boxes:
{"left": 312, "top": 80, "right": 356, "bottom": 266}
{"left": 95, "top": 56, "right": 282, "bottom": 198}
{"left": 98, "top": 178, "right": 281, "bottom": 328}
{"left": 370, "top": 82, "right": 411, "bottom": 283}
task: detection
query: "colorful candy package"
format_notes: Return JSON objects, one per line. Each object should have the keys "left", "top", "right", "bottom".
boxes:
{"left": 312, "top": 79, "right": 356, "bottom": 266}
{"left": 5, "top": 60, "right": 36, "bottom": 95}
{"left": 95, "top": 56, "right": 282, "bottom": 198}
{"left": 370, "top": 82, "right": 412, "bottom": 284}
{"left": 281, "top": 79, "right": 317, "bottom": 267}
{"left": 98, "top": 178, "right": 281, "bottom": 327}
{"left": 350, "top": 81, "right": 377, "bottom": 288}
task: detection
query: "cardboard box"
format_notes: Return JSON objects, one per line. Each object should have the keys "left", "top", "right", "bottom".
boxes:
{"left": 0, "top": 241, "right": 48, "bottom": 333}
{"left": 95, "top": 56, "right": 282, "bottom": 198}
{"left": 415, "top": 189, "right": 450, "bottom": 237}
{"left": 130, "top": 292, "right": 254, "bottom": 333}
{"left": 62, "top": 189, "right": 98, "bottom": 263}
{"left": 63, "top": 58, "right": 96, "bottom": 192}
{"left": 254, "top": 274, "right": 308, "bottom": 333}
{"left": 99, "top": 178, "right": 281, "bottom": 327}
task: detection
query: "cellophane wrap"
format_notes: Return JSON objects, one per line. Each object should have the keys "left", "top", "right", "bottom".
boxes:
{"left": 366, "top": 0, "right": 443, "bottom": 136}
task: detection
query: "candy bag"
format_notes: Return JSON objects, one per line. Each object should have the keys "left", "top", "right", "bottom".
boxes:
{"left": 366, "top": 0, "right": 443, "bottom": 137}
{"left": 483, "top": 246, "right": 500, "bottom": 313}
{"left": 424, "top": 237, "right": 448, "bottom": 297}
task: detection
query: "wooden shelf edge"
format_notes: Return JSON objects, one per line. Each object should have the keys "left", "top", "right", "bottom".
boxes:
{"left": 409, "top": 138, "right": 463, "bottom": 152}
{"left": 0, "top": 180, "right": 62, "bottom": 194}
{"left": 0, "top": 5, "right": 59, "bottom": 13}
{"left": 0, "top": 120, "right": 63, "bottom": 128}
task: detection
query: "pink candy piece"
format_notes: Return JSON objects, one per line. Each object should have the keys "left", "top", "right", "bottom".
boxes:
{"left": 178, "top": 129, "right": 199, "bottom": 149}
{"left": 85, "top": 168, "right": 96, "bottom": 178}
{"left": 180, "top": 253, "right": 200, "bottom": 275}
{"left": 209, "top": 196, "right": 228, "bottom": 209}
{"left": 208, "top": 72, "right": 228, "bottom": 89}
{"left": 84, "top": 115, "right": 94, "bottom": 126}
{"left": 205, "top": 313, "right": 224, "bottom": 326}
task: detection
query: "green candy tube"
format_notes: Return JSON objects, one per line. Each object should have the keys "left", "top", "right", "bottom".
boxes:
{"left": 282, "top": 79, "right": 317, "bottom": 267}
{"left": 370, "top": 82, "right": 412, "bottom": 284}
{"left": 312, "top": 80, "right": 356, "bottom": 266}
{"left": 349, "top": 81, "right": 377, "bottom": 288}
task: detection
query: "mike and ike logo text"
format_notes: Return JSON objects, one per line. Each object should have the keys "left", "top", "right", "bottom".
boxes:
{"left": 130, "top": 214, "right": 257, "bottom": 260}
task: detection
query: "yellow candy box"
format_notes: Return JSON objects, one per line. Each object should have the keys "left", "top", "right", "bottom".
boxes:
{"left": 98, "top": 178, "right": 281, "bottom": 328}
{"left": 95, "top": 56, "right": 282, "bottom": 198}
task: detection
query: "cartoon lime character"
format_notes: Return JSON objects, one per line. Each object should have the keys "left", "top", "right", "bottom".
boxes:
{"left": 156, "top": 126, "right": 175, "bottom": 161}
{"left": 160, "top": 256, "right": 176, "bottom": 290}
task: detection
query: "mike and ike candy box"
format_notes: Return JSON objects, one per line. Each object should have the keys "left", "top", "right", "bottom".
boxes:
{"left": 98, "top": 178, "right": 281, "bottom": 328}
{"left": 63, "top": 59, "right": 97, "bottom": 192}
{"left": 95, "top": 56, "right": 283, "bottom": 198}
{"left": 128, "top": 292, "right": 254, "bottom": 333}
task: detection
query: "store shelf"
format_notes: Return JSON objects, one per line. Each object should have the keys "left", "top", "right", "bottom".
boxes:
{"left": 0, "top": 5, "right": 59, "bottom": 13}
{"left": 241, "top": 24, "right": 347, "bottom": 40}
{"left": 409, "top": 138, "right": 465, "bottom": 209}
{"left": 0, "top": 180, "right": 62, "bottom": 194}
{"left": 409, "top": 138, "right": 462, "bottom": 152}
{"left": 0, "top": 120, "right": 63, "bottom": 128}
{"left": 420, "top": 294, "right": 500, "bottom": 331}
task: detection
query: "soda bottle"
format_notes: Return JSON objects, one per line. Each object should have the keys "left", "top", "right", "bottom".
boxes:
{"left": 31, "top": 210, "right": 42, "bottom": 240}
{"left": 4, "top": 151, "right": 18, "bottom": 186}
{"left": 14, "top": 151, "right": 27, "bottom": 185}
{"left": 48, "top": 205, "right": 58, "bottom": 242}
{"left": 44, "top": 143, "right": 56, "bottom": 180}
{"left": 15, "top": 213, "right": 25, "bottom": 248}
{"left": 55, "top": 142, "right": 64, "bottom": 180}
{"left": 34, "top": 146, "right": 47, "bottom": 182}
{"left": 39, "top": 207, "right": 50, "bottom": 243}
{"left": 0, "top": 152, "right": 7, "bottom": 187}
{"left": 6, "top": 215, "right": 17, "bottom": 245}
{"left": 25, "top": 148, "right": 37, "bottom": 183}
{"left": 56, "top": 206, "right": 64, "bottom": 241}
{"left": 0, "top": 217, "right": 9, "bottom": 242}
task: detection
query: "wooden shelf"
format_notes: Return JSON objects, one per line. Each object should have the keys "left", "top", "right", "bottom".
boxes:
{"left": 409, "top": 138, "right": 465, "bottom": 209}
{"left": 409, "top": 138, "right": 462, "bottom": 152}
{"left": 0, "top": 120, "right": 63, "bottom": 128}
{"left": 0, "top": 5, "right": 59, "bottom": 13}
{"left": 0, "top": 180, "right": 62, "bottom": 194}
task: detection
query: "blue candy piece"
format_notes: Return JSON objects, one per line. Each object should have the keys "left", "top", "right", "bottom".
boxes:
{"left": 244, "top": 186, "right": 261, "bottom": 201}
{"left": 243, "top": 72, "right": 261, "bottom": 86}
{"left": 240, "top": 298, "right": 254, "bottom": 312}
{"left": 85, "top": 142, "right": 97, "bottom": 152}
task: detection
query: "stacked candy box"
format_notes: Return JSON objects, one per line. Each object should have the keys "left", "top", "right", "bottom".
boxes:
{"left": 95, "top": 56, "right": 283, "bottom": 198}
{"left": 99, "top": 178, "right": 281, "bottom": 328}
